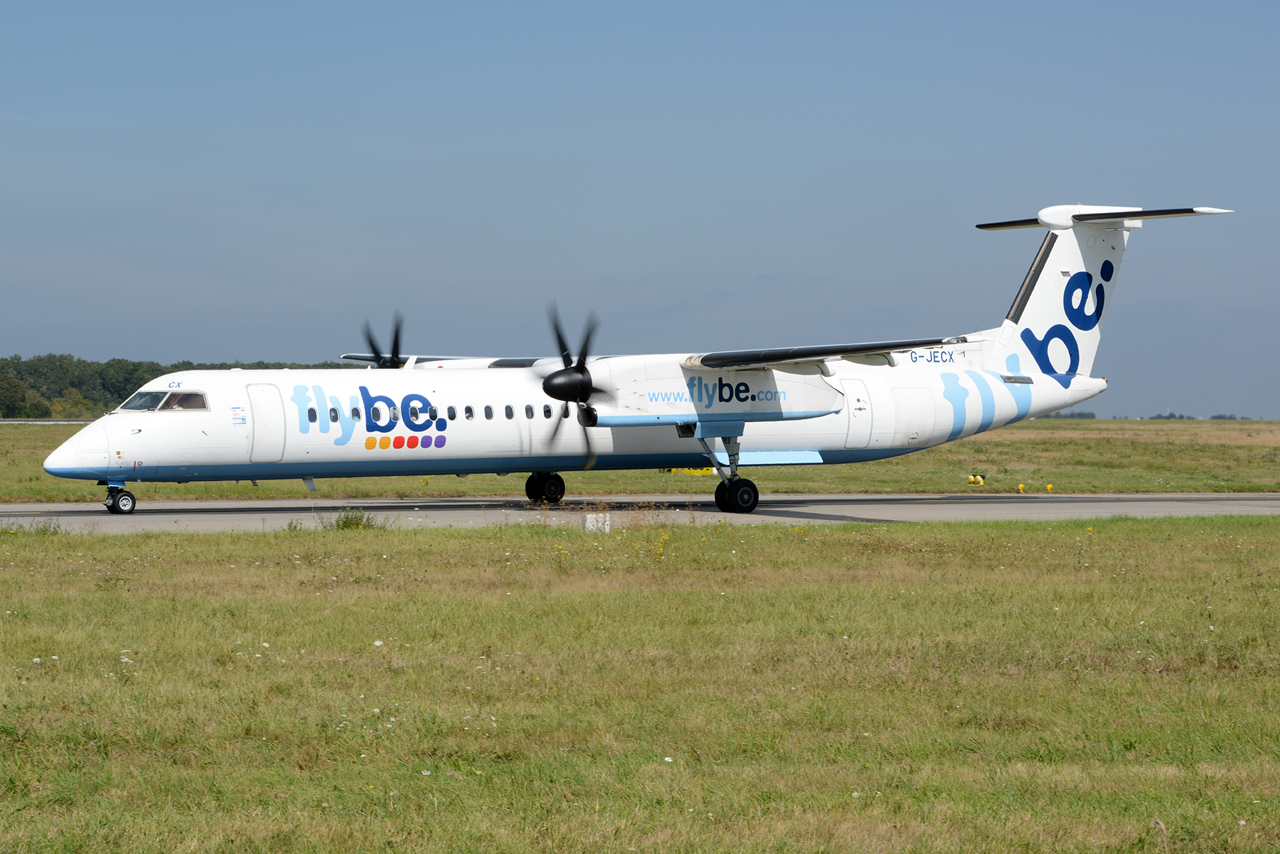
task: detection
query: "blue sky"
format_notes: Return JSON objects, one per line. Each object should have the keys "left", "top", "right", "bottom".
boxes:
{"left": 2, "top": 2, "right": 1275, "bottom": 417}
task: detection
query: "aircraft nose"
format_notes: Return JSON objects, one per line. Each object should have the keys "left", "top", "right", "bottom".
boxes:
{"left": 43, "top": 439, "right": 80, "bottom": 474}
{"left": 43, "top": 423, "right": 109, "bottom": 479}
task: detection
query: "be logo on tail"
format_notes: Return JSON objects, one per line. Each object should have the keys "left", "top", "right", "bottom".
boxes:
{"left": 1020, "top": 259, "right": 1112, "bottom": 389}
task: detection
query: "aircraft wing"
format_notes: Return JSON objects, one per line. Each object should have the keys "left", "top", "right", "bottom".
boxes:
{"left": 682, "top": 336, "right": 965, "bottom": 370}
{"left": 340, "top": 353, "right": 468, "bottom": 365}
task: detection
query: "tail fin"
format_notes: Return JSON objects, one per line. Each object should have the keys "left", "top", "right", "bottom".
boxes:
{"left": 978, "top": 205, "right": 1231, "bottom": 388}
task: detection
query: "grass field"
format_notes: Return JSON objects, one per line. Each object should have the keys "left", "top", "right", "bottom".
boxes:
{"left": 3, "top": 419, "right": 1280, "bottom": 504}
{"left": 1, "top": 517, "right": 1277, "bottom": 851}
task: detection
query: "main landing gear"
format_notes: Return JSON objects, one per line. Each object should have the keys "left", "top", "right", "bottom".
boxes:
{"left": 525, "top": 472, "right": 566, "bottom": 504}
{"left": 104, "top": 486, "right": 136, "bottom": 515}
{"left": 700, "top": 435, "right": 759, "bottom": 514}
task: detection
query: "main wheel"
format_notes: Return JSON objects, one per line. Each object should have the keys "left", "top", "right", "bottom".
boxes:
{"left": 541, "top": 473, "right": 565, "bottom": 504}
{"left": 104, "top": 492, "right": 119, "bottom": 514}
{"left": 526, "top": 472, "right": 565, "bottom": 504}
{"left": 714, "top": 480, "right": 729, "bottom": 512}
{"left": 726, "top": 479, "right": 758, "bottom": 514}
{"left": 525, "top": 473, "right": 547, "bottom": 502}
{"left": 114, "top": 491, "right": 137, "bottom": 514}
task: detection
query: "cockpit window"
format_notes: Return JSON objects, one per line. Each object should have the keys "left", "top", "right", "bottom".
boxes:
{"left": 119, "top": 391, "right": 168, "bottom": 411}
{"left": 159, "top": 392, "right": 208, "bottom": 411}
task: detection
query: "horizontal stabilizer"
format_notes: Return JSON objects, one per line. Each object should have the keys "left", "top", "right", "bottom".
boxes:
{"left": 977, "top": 205, "right": 1232, "bottom": 231}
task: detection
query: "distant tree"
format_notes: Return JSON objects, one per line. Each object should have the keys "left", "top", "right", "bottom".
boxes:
{"left": 1041, "top": 410, "right": 1096, "bottom": 419}
{"left": 0, "top": 354, "right": 358, "bottom": 412}
{"left": 1209, "top": 414, "right": 1248, "bottom": 421}
{"left": 1150, "top": 412, "right": 1196, "bottom": 420}
{"left": 0, "top": 374, "right": 28, "bottom": 417}
{"left": 25, "top": 398, "right": 51, "bottom": 419}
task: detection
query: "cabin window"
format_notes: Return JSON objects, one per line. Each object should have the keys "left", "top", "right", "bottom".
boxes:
{"left": 307, "top": 407, "right": 318, "bottom": 423}
{"left": 390, "top": 406, "right": 400, "bottom": 423}
{"left": 120, "top": 391, "right": 168, "bottom": 411}
{"left": 525, "top": 405, "right": 534, "bottom": 419}
{"left": 543, "top": 404, "right": 552, "bottom": 419}
{"left": 159, "top": 392, "right": 208, "bottom": 411}
{"left": 371, "top": 406, "right": 383, "bottom": 423}
{"left": 329, "top": 407, "right": 339, "bottom": 423}
{"left": 464, "top": 406, "right": 474, "bottom": 420}
{"left": 351, "top": 407, "right": 361, "bottom": 421}
{"left": 409, "top": 406, "right": 419, "bottom": 420}
{"left": 427, "top": 405, "right": 437, "bottom": 421}
{"left": 448, "top": 406, "right": 457, "bottom": 420}
{"left": 484, "top": 405, "right": 494, "bottom": 420}
{"left": 505, "top": 405, "right": 514, "bottom": 420}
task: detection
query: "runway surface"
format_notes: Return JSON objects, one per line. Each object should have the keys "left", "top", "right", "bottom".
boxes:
{"left": 3, "top": 493, "right": 1279, "bottom": 534}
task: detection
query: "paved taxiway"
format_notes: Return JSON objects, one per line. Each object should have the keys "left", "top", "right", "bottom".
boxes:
{"left": 2, "top": 493, "right": 1278, "bottom": 534}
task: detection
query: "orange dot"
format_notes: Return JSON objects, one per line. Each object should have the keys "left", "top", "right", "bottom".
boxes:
{"left": 379, "top": 436, "right": 391, "bottom": 449}
{"left": 365, "top": 437, "right": 377, "bottom": 450}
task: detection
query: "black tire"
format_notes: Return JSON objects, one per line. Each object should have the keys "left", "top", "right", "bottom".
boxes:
{"left": 104, "top": 493, "right": 119, "bottom": 514}
{"left": 714, "top": 480, "right": 729, "bottom": 512}
{"left": 542, "top": 473, "right": 565, "bottom": 504}
{"left": 525, "top": 473, "right": 546, "bottom": 502}
{"left": 114, "top": 491, "right": 137, "bottom": 514}
{"left": 726, "top": 479, "right": 758, "bottom": 514}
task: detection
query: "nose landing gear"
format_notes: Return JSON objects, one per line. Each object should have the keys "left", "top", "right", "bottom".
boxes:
{"left": 104, "top": 486, "right": 136, "bottom": 515}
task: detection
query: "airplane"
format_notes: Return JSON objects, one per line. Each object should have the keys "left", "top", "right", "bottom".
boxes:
{"left": 44, "top": 204, "right": 1230, "bottom": 515}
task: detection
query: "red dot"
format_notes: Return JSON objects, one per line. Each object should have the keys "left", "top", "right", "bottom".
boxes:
{"left": 407, "top": 436, "right": 419, "bottom": 449}
{"left": 392, "top": 436, "right": 405, "bottom": 449}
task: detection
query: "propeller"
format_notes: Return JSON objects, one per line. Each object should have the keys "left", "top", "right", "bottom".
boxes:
{"left": 363, "top": 311, "right": 407, "bottom": 369}
{"left": 542, "top": 304, "right": 605, "bottom": 469}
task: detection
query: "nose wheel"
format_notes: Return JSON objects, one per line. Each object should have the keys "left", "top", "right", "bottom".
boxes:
{"left": 104, "top": 487, "right": 136, "bottom": 515}
{"left": 525, "top": 472, "right": 565, "bottom": 504}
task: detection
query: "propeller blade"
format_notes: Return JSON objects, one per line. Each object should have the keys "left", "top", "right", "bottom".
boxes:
{"left": 548, "top": 304, "right": 573, "bottom": 369}
{"left": 390, "top": 311, "right": 404, "bottom": 366}
{"left": 575, "top": 312, "right": 599, "bottom": 371}
{"left": 547, "top": 402, "right": 569, "bottom": 445}
{"left": 363, "top": 320, "right": 386, "bottom": 367}
{"left": 581, "top": 421, "right": 595, "bottom": 470}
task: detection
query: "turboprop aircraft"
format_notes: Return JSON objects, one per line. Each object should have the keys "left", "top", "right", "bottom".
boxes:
{"left": 44, "top": 204, "right": 1230, "bottom": 515}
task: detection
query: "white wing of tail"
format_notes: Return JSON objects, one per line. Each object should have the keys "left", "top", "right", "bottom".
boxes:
{"left": 977, "top": 206, "right": 1233, "bottom": 231}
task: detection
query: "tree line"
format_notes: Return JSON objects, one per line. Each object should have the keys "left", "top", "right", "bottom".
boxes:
{"left": 0, "top": 354, "right": 350, "bottom": 419}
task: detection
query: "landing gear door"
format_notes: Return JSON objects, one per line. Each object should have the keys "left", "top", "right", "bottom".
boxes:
{"left": 841, "top": 380, "right": 872, "bottom": 449}
{"left": 247, "top": 384, "right": 286, "bottom": 463}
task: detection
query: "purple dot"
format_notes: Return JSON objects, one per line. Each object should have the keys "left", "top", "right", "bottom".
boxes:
{"left": 434, "top": 435, "right": 446, "bottom": 448}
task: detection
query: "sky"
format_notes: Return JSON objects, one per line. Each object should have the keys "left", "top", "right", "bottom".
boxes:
{"left": 1, "top": 2, "right": 1276, "bottom": 418}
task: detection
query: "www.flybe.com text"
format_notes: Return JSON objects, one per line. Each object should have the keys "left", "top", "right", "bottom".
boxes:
{"left": 647, "top": 377, "right": 786, "bottom": 409}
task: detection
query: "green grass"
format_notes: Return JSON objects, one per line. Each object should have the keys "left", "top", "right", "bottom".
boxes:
{"left": 4, "top": 419, "right": 1280, "bottom": 504}
{"left": 2, "top": 517, "right": 1277, "bottom": 851}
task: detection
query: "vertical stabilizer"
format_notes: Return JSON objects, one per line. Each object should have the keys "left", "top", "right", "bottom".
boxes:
{"left": 978, "top": 205, "right": 1230, "bottom": 389}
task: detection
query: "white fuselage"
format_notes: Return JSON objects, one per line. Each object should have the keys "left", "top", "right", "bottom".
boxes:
{"left": 44, "top": 342, "right": 1104, "bottom": 486}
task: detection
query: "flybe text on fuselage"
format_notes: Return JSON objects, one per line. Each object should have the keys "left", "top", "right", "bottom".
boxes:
{"left": 668, "top": 376, "right": 787, "bottom": 409}
{"left": 288, "top": 384, "right": 448, "bottom": 447}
